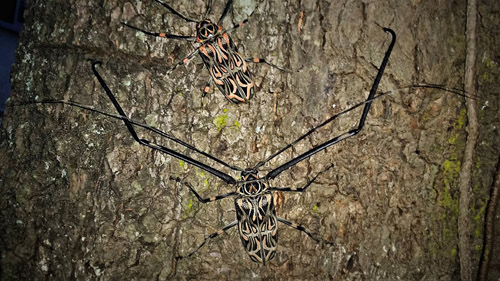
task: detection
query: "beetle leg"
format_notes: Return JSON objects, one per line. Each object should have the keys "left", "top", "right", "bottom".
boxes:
{"left": 202, "top": 77, "right": 213, "bottom": 97}
{"left": 270, "top": 164, "right": 334, "bottom": 193}
{"left": 176, "top": 220, "right": 238, "bottom": 260}
{"left": 277, "top": 217, "right": 335, "bottom": 246}
{"left": 245, "top": 57, "right": 291, "bottom": 73}
{"left": 167, "top": 48, "right": 200, "bottom": 73}
{"left": 170, "top": 176, "right": 237, "bottom": 203}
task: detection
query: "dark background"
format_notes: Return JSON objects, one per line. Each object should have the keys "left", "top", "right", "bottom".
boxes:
{"left": 0, "top": 0, "right": 23, "bottom": 123}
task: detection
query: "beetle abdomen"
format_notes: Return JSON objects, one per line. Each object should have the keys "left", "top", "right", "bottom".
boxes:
{"left": 235, "top": 192, "right": 278, "bottom": 264}
{"left": 199, "top": 33, "right": 254, "bottom": 103}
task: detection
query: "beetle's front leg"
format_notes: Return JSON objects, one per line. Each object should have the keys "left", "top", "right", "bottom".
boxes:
{"left": 170, "top": 176, "right": 237, "bottom": 203}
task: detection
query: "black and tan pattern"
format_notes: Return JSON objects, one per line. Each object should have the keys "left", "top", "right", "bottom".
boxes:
{"left": 235, "top": 173, "right": 277, "bottom": 264}
{"left": 122, "top": 0, "right": 286, "bottom": 103}
{"left": 197, "top": 23, "right": 254, "bottom": 102}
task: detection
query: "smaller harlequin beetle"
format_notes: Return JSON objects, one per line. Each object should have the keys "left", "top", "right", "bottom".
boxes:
{"left": 123, "top": 0, "right": 288, "bottom": 104}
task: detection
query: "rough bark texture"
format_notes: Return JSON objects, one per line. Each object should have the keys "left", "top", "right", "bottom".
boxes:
{"left": 478, "top": 156, "right": 500, "bottom": 281}
{"left": 458, "top": 0, "right": 478, "bottom": 279}
{"left": 0, "top": 0, "right": 499, "bottom": 280}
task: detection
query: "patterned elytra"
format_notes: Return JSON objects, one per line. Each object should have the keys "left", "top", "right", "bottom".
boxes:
{"left": 122, "top": 0, "right": 259, "bottom": 104}
{"left": 235, "top": 172, "right": 278, "bottom": 264}
{"left": 196, "top": 20, "right": 254, "bottom": 103}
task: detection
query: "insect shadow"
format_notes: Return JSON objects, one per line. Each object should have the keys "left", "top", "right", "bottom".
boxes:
{"left": 123, "top": 0, "right": 289, "bottom": 104}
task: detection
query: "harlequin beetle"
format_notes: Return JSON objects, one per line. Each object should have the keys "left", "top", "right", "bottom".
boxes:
{"left": 123, "top": 0, "right": 288, "bottom": 103}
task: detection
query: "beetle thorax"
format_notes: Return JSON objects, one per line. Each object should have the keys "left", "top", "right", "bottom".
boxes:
{"left": 196, "top": 19, "right": 222, "bottom": 41}
{"left": 238, "top": 171, "right": 268, "bottom": 196}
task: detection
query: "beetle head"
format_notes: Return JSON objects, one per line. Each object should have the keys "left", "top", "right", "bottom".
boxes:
{"left": 239, "top": 169, "right": 265, "bottom": 195}
{"left": 196, "top": 19, "right": 221, "bottom": 41}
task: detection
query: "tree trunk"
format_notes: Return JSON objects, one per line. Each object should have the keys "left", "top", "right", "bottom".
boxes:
{"left": 1, "top": 0, "right": 499, "bottom": 280}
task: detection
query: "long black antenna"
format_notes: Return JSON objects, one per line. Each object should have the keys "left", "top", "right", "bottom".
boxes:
{"left": 24, "top": 98, "right": 245, "bottom": 173}
{"left": 91, "top": 61, "right": 238, "bottom": 184}
{"left": 264, "top": 28, "right": 396, "bottom": 180}
{"left": 154, "top": 0, "right": 198, "bottom": 23}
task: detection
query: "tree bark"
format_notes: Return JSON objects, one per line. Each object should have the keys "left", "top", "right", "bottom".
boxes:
{"left": 458, "top": 0, "right": 479, "bottom": 280}
{"left": 478, "top": 156, "right": 500, "bottom": 281}
{"left": 1, "top": 0, "right": 499, "bottom": 280}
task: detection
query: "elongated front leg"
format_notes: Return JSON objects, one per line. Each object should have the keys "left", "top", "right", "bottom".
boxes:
{"left": 90, "top": 61, "right": 237, "bottom": 184}
{"left": 264, "top": 28, "right": 396, "bottom": 180}
{"left": 176, "top": 220, "right": 238, "bottom": 260}
{"left": 169, "top": 176, "right": 237, "bottom": 203}
{"left": 270, "top": 164, "right": 334, "bottom": 193}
